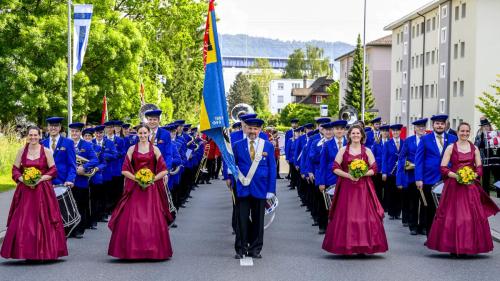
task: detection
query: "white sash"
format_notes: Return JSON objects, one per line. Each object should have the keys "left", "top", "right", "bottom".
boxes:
{"left": 238, "top": 138, "right": 265, "bottom": 186}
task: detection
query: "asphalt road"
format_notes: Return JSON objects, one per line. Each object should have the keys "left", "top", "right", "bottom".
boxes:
{"left": 1, "top": 178, "right": 499, "bottom": 281}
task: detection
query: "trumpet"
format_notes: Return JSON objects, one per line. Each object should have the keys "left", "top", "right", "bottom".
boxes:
{"left": 76, "top": 155, "right": 98, "bottom": 177}
{"left": 404, "top": 161, "right": 415, "bottom": 171}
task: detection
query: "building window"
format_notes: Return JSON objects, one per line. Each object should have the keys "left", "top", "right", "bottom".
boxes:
{"left": 404, "top": 24, "right": 409, "bottom": 34}
{"left": 425, "top": 85, "right": 429, "bottom": 98}
{"left": 419, "top": 86, "right": 423, "bottom": 99}
{"left": 432, "top": 50, "right": 435, "bottom": 64}
{"left": 462, "top": 3, "right": 466, "bottom": 18}
{"left": 395, "top": 88, "right": 399, "bottom": 100}
{"left": 397, "top": 33, "right": 400, "bottom": 44}
{"left": 432, "top": 17, "right": 436, "bottom": 30}
{"left": 426, "top": 19, "right": 431, "bottom": 32}
{"left": 454, "top": 43, "right": 458, "bottom": 59}
{"left": 412, "top": 56, "right": 415, "bottom": 69}
{"left": 403, "top": 72, "right": 407, "bottom": 84}
{"left": 277, "top": 108, "right": 282, "bottom": 114}
{"left": 402, "top": 100, "right": 406, "bottom": 113}
{"left": 420, "top": 54, "right": 423, "bottom": 67}
{"left": 396, "top": 61, "right": 399, "bottom": 72}
{"left": 442, "top": 5, "right": 448, "bottom": 18}
{"left": 441, "top": 27, "right": 447, "bottom": 44}
{"left": 439, "top": 99, "right": 446, "bottom": 113}
{"left": 440, "top": 63, "right": 446, "bottom": 78}
{"left": 460, "top": 42, "right": 465, "bottom": 58}
{"left": 404, "top": 42, "right": 408, "bottom": 55}
{"left": 460, "top": 80, "right": 464, "bottom": 96}
{"left": 277, "top": 95, "right": 284, "bottom": 103}
{"left": 400, "top": 31, "right": 403, "bottom": 42}
{"left": 415, "top": 56, "right": 418, "bottom": 68}
{"left": 413, "top": 26, "right": 416, "bottom": 38}
{"left": 431, "top": 84, "right": 435, "bottom": 98}
{"left": 411, "top": 87, "right": 414, "bottom": 99}
{"left": 453, "top": 118, "right": 457, "bottom": 129}
{"left": 455, "top": 6, "right": 460, "bottom": 21}
{"left": 315, "top": 96, "right": 322, "bottom": 104}
{"left": 277, "top": 83, "right": 284, "bottom": 90}
{"left": 453, "top": 81, "right": 458, "bottom": 97}
{"left": 426, "top": 52, "right": 430, "bottom": 65}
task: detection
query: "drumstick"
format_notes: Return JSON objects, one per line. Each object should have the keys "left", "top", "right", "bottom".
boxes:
{"left": 230, "top": 189, "right": 236, "bottom": 205}
{"left": 419, "top": 188, "right": 428, "bottom": 207}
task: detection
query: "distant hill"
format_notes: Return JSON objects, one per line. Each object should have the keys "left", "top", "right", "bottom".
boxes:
{"left": 219, "top": 34, "right": 354, "bottom": 61}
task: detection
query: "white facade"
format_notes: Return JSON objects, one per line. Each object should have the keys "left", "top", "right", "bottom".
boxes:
{"left": 268, "top": 79, "right": 314, "bottom": 114}
{"left": 385, "top": 0, "right": 500, "bottom": 132}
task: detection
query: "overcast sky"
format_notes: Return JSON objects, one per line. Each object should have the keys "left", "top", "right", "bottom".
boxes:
{"left": 216, "top": 0, "right": 431, "bottom": 44}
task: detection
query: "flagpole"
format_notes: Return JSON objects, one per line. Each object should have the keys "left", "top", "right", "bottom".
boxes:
{"left": 361, "top": 0, "right": 367, "bottom": 122}
{"left": 67, "top": 0, "right": 73, "bottom": 124}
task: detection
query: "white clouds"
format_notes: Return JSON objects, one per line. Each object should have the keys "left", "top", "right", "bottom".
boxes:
{"left": 216, "top": 0, "right": 430, "bottom": 44}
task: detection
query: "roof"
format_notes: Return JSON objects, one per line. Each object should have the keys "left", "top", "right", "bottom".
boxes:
{"left": 291, "top": 88, "right": 311, "bottom": 97}
{"left": 334, "top": 35, "right": 392, "bottom": 61}
{"left": 291, "top": 76, "right": 335, "bottom": 102}
{"left": 384, "top": 0, "right": 446, "bottom": 31}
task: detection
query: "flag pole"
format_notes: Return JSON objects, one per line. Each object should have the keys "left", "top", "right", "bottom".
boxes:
{"left": 67, "top": 0, "right": 73, "bottom": 124}
{"left": 361, "top": 0, "right": 367, "bottom": 122}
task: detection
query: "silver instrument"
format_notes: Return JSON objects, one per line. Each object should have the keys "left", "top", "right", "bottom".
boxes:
{"left": 54, "top": 185, "right": 81, "bottom": 237}
{"left": 322, "top": 185, "right": 335, "bottom": 210}
{"left": 264, "top": 195, "right": 279, "bottom": 229}
{"left": 163, "top": 177, "right": 177, "bottom": 223}
{"left": 431, "top": 181, "right": 444, "bottom": 207}
{"left": 338, "top": 105, "right": 358, "bottom": 125}
{"left": 230, "top": 103, "right": 254, "bottom": 122}
{"left": 139, "top": 103, "right": 160, "bottom": 124}
{"left": 76, "top": 155, "right": 98, "bottom": 177}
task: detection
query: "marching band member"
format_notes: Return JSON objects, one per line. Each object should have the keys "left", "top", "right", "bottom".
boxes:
{"left": 42, "top": 117, "right": 77, "bottom": 187}
{"left": 1, "top": 126, "right": 68, "bottom": 260}
{"left": 475, "top": 118, "right": 500, "bottom": 196}
{"left": 108, "top": 125, "right": 173, "bottom": 260}
{"left": 294, "top": 123, "right": 313, "bottom": 206}
{"left": 415, "top": 115, "right": 458, "bottom": 236}
{"left": 83, "top": 128, "right": 106, "bottom": 229}
{"left": 288, "top": 126, "right": 303, "bottom": 191}
{"left": 371, "top": 124, "right": 390, "bottom": 207}
{"left": 285, "top": 118, "right": 299, "bottom": 180}
{"left": 366, "top": 117, "right": 382, "bottom": 148}
{"left": 122, "top": 123, "right": 137, "bottom": 149}
{"left": 92, "top": 125, "right": 118, "bottom": 219}
{"left": 382, "top": 124, "right": 404, "bottom": 220}
{"left": 69, "top": 122, "right": 98, "bottom": 238}
{"left": 322, "top": 125, "right": 388, "bottom": 255}
{"left": 300, "top": 124, "right": 320, "bottom": 216}
{"left": 104, "top": 121, "right": 126, "bottom": 210}
{"left": 113, "top": 120, "right": 124, "bottom": 137}
{"left": 316, "top": 120, "right": 347, "bottom": 234}
{"left": 232, "top": 118, "right": 276, "bottom": 259}
{"left": 396, "top": 118, "right": 428, "bottom": 235}
{"left": 427, "top": 122, "right": 499, "bottom": 255}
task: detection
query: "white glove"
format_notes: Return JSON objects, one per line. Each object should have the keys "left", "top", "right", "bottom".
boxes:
{"left": 266, "top": 192, "right": 275, "bottom": 199}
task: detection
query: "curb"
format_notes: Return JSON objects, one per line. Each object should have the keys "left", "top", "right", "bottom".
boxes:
{"left": 0, "top": 230, "right": 5, "bottom": 244}
{"left": 492, "top": 229, "right": 500, "bottom": 243}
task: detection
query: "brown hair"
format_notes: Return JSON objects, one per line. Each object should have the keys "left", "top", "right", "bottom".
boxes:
{"left": 347, "top": 124, "right": 366, "bottom": 144}
{"left": 27, "top": 125, "right": 41, "bottom": 136}
{"left": 136, "top": 124, "right": 151, "bottom": 132}
{"left": 457, "top": 122, "right": 471, "bottom": 132}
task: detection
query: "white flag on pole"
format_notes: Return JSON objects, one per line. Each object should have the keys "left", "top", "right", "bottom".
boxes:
{"left": 73, "top": 4, "right": 93, "bottom": 74}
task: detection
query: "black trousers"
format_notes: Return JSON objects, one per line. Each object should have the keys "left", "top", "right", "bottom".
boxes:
{"left": 316, "top": 187, "right": 328, "bottom": 231}
{"left": 372, "top": 174, "right": 385, "bottom": 210}
{"left": 401, "top": 188, "right": 410, "bottom": 224}
{"left": 72, "top": 187, "right": 90, "bottom": 235}
{"left": 215, "top": 157, "right": 222, "bottom": 179}
{"left": 237, "top": 196, "right": 265, "bottom": 256}
{"left": 420, "top": 184, "right": 437, "bottom": 236}
{"left": 404, "top": 182, "right": 423, "bottom": 232}
{"left": 206, "top": 159, "right": 216, "bottom": 180}
{"left": 290, "top": 165, "right": 299, "bottom": 189}
{"left": 89, "top": 183, "right": 104, "bottom": 225}
{"left": 110, "top": 176, "right": 124, "bottom": 211}
{"left": 386, "top": 175, "right": 402, "bottom": 218}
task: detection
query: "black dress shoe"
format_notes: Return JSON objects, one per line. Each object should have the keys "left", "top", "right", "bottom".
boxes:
{"left": 403, "top": 223, "right": 409, "bottom": 227}
{"left": 73, "top": 233, "right": 84, "bottom": 239}
{"left": 410, "top": 230, "right": 418, "bottom": 235}
{"left": 188, "top": 195, "right": 193, "bottom": 198}
{"left": 170, "top": 223, "right": 178, "bottom": 228}
{"left": 289, "top": 187, "right": 295, "bottom": 190}
{"left": 318, "top": 229, "right": 326, "bottom": 235}
{"left": 234, "top": 253, "right": 243, "bottom": 259}
{"left": 389, "top": 216, "right": 395, "bottom": 220}
{"left": 89, "top": 225, "right": 98, "bottom": 230}
{"left": 249, "top": 253, "right": 262, "bottom": 259}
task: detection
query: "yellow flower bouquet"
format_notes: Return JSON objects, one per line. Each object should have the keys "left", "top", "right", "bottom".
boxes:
{"left": 348, "top": 159, "right": 368, "bottom": 179}
{"left": 135, "top": 168, "right": 155, "bottom": 190}
{"left": 456, "top": 166, "right": 477, "bottom": 185}
{"left": 23, "top": 167, "right": 42, "bottom": 188}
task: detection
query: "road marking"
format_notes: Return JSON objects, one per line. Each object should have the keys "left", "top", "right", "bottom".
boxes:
{"left": 240, "top": 256, "right": 253, "bottom": 266}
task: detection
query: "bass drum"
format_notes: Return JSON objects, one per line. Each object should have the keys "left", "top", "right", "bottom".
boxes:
{"left": 54, "top": 185, "right": 81, "bottom": 237}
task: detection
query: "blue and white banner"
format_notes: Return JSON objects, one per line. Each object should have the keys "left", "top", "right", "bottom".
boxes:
{"left": 73, "top": 4, "right": 93, "bottom": 74}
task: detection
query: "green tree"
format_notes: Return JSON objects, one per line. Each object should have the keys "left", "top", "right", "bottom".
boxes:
{"left": 305, "top": 45, "right": 331, "bottom": 79}
{"left": 324, "top": 80, "right": 340, "bottom": 117}
{"left": 344, "top": 34, "right": 375, "bottom": 121}
{"left": 227, "top": 72, "right": 252, "bottom": 110}
{"left": 279, "top": 103, "right": 318, "bottom": 126}
{"left": 251, "top": 82, "right": 265, "bottom": 112}
{"left": 248, "top": 58, "right": 277, "bottom": 111}
{"left": 476, "top": 75, "right": 500, "bottom": 128}
{"left": 283, "top": 49, "right": 305, "bottom": 79}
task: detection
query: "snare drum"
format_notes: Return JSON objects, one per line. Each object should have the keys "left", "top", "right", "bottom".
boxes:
{"left": 54, "top": 185, "right": 81, "bottom": 237}
{"left": 322, "top": 185, "right": 335, "bottom": 210}
{"left": 264, "top": 195, "right": 279, "bottom": 229}
{"left": 431, "top": 181, "right": 444, "bottom": 207}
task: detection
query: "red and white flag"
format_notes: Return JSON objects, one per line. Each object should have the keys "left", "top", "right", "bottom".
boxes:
{"left": 101, "top": 94, "right": 108, "bottom": 124}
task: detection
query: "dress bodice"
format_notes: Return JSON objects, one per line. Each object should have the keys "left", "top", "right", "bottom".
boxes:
{"left": 21, "top": 144, "right": 49, "bottom": 173}
{"left": 132, "top": 143, "right": 156, "bottom": 172}
{"left": 449, "top": 142, "right": 476, "bottom": 172}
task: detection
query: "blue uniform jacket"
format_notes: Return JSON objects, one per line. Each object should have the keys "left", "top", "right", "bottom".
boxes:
{"left": 168, "top": 140, "right": 183, "bottom": 189}
{"left": 74, "top": 140, "right": 99, "bottom": 188}
{"left": 232, "top": 138, "right": 276, "bottom": 199}
{"left": 284, "top": 129, "right": 293, "bottom": 159}
{"left": 317, "top": 137, "right": 346, "bottom": 186}
{"left": 365, "top": 128, "right": 374, "bottom": 147}
{"left": 124, "top": 135, "right": 138, "bottom": 149}
{"left": 105, "top": 136, "right": 125, "bottom": 177}
{"left": 153, "top": 128, "right": 173, "bottom": 170}
{"left": 382, "top": 138, "right": 404, "bottom": 176}
{"left": 92, "top": 138, "right": 117, "bottom": 182}
{"left": 415, "top": 132, "right": 457, "bottom": 185}
{"left": 396, "top": 135, "right": 419, "bottom": 187}
{"left": 293, "top": 134, "right": 307, "bottom": 167}
{"left": 89, "top": 143, "right": 106, "bottom": 185}
{"left": 42, "top": 136, "right": 77, "bottom": 185}
{"left": 371, "top": 139, "right": 386, "bottom": 174}
{"left": 300, "top": 132, "right": 320, "bottom": 176}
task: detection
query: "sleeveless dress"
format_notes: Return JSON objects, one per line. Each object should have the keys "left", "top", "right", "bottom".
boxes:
{"left": 108, "top": 143, "right": 173, "bottom": 259}
{"left": 1, "top": 144, "right": 68, "bottom": 260}
{"left": 322, "top": 145, "right": 388, "bottom": 255}
{"left": 427, "top": 142, "right": 499, "bottom": 254}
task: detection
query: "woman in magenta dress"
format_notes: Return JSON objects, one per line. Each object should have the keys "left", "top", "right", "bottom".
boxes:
{"left": 427, "top": 122, "right": 499, "bottom": 255}
{"left": 322, "top": 125, "right": 388, "bottom": 255}
{"left": 1, "top": 126, "right": 68, "bottom": 260}
{"left": 108, "top": 125, "right": 173, "bottom": 260}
